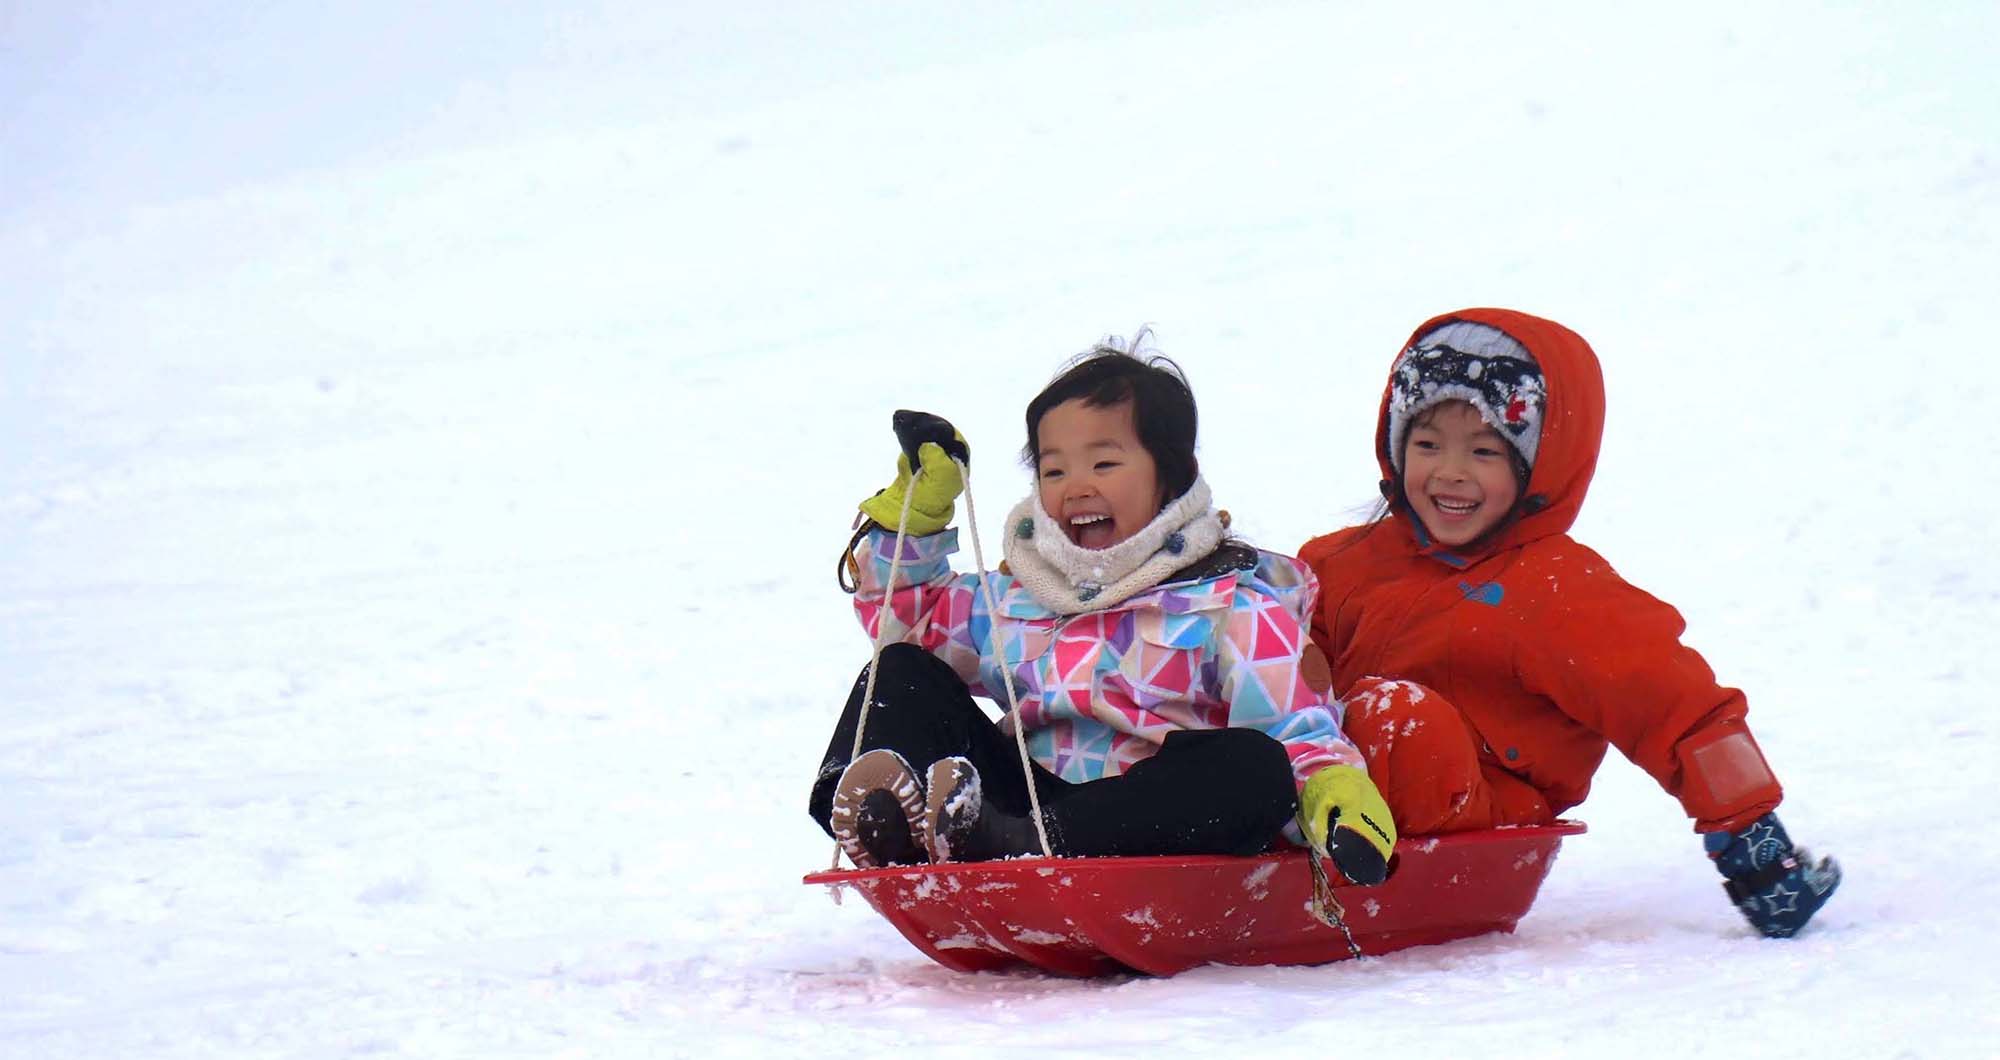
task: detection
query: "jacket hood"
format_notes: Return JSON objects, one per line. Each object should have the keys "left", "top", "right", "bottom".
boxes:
{"left": 1374, "top": 307, "right": 1605, "bottom": 563}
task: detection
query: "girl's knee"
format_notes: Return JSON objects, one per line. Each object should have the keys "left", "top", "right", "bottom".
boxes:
{"left": 1164, "top": 725, "right": 1282, "bottom": 761}
{"left": 1159, "top": 728, "right": 1294, "bottom": 799}
{"left": 873, "top": 641, "right": 935, "bottom": 677}
{"left": 860, "top": 643, "right": 969, "bottom": 706}
{"left": 1226, "top": 729, "right": 1300, "bottom": 813}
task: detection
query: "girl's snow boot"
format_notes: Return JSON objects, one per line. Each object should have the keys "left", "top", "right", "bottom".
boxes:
{"left": 830, "top": 749, "right": 927, "bottom": 868}
{"left": 924, "top": 756, "right": 1041, "bottom": 862}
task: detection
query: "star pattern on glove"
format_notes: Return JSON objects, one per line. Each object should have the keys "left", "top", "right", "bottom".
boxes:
{"left": 1742, "top": 820, "right": 1783, "bottom": 868}
{"left": 1762, "top": 883, "right": 1800, "bottom": 916}
{"left": 1709, "top": 813, "right": 1840, "bottom": 938}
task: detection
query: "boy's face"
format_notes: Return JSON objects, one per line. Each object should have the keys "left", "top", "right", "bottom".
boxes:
{"left": 1035, "top": 397, "right": 1166, "bottom": 550}
{"left": 1401, "top": 401, "right": 1521, "bottom": 548}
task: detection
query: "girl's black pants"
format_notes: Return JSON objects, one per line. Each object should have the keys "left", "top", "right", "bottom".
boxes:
{"left": 807, "top": 643, "right": 1298, "bottom": 858}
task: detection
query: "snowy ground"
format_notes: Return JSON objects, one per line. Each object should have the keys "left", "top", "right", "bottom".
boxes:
{"left": 4, "top": 3, "right": 1998, "bottom": 1057}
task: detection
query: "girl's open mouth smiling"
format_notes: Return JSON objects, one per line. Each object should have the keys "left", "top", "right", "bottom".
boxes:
{"left": 1068, "top": 512, "right": 1116, "bottom": 549}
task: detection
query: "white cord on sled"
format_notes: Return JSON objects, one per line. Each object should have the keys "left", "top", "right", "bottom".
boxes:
{"left": 831, "top": 456, "right": 1055, "bottom": 869}
{"left": 955, "top": 458, "right": 1055, "bottom": 858}
{"left": 829, "top": 476, "right": 922, "bottom": 872}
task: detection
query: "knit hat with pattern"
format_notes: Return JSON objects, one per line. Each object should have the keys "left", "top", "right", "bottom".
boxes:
{"left": 1385, "top": 320, "right": 1546, "bottom": 472}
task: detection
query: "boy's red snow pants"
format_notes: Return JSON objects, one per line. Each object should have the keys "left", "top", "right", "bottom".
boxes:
{"left": 1340, "top": 677, "right": 1555, "bottom": 834}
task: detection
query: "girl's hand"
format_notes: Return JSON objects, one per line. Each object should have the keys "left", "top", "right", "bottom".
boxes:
{"left": 892, "top": 410, "right": 969, "bottom": 468}
{"left": 859, "top": 412, "right": 968, "bottom": 535}
{"left": 1299, "top": 765, "right": 1397, "bottom": 886}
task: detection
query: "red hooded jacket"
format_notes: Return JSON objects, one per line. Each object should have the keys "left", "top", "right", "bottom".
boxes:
{"left": 1299, "top": 308, "right": 1781, "bottom": 833}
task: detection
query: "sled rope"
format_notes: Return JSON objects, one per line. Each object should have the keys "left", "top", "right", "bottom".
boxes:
{"left": 1301, "top": 826, "right": 1365, "bottom": 961}
{"left": 830, "top": 457, "right": 1056, "bottom": 870}
{"left": 955, "top": 457, "right": 1056, "bottom": 858}
{"left": 828, "top": 474, "right": 923, "bottom": 872}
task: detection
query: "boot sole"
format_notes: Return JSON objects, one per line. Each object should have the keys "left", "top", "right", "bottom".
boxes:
{"left": 830, "top": 749, "right": 926, "bottom": 869}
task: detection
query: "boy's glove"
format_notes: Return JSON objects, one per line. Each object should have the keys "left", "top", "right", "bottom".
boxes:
{"left": 1703, "top": 811, "right": 1840, "bottom": 938}
{"left": 857, "top": 411, "right": 967, "bottom": 536}
{"left": 1298, "top": 765, "right": 1397, "bottom": 886}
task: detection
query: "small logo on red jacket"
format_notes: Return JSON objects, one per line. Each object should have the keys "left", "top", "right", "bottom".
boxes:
{"left": 1457, "top": 580, "right": 1505, "bottom": 606}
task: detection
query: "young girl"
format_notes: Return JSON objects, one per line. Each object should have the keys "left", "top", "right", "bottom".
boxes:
{"left": 1298, "top": 308, "right": 1841, "bottom": 938}
{"left": 809, "top": 337, "right": 1394, "bottom": 885}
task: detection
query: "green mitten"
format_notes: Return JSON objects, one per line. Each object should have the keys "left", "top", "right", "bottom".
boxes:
{"left": 858, "top": 440, "right": 965, "bottom": 535}
{"left": 1299, "top": 765, "right": 1398, "bottom": 886}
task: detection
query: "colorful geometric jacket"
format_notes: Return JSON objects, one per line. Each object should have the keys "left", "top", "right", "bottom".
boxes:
{"left": 852, "top": 526, "right": 1365, "bottom": 787}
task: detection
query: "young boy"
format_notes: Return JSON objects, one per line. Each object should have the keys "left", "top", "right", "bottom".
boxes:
{"left": 1298, "top": 309, "right": 1841, "bottom": 938}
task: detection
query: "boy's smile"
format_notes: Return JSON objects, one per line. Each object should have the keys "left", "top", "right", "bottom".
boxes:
{"left": 1402, "top": 401, "right": 1521, "bottom": 548}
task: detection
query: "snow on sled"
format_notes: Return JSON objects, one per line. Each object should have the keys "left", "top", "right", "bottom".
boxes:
{"left": 805, "top": 821, "right": 1583, "bottom": 976}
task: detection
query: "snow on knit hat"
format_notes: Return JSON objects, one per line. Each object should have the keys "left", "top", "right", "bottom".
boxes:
{"left": 1386, "top": 320, "right": 1546, "bottom": 472}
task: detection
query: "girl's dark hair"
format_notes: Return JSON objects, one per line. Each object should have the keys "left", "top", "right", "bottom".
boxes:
{"left": 1021, "top": 329, "right": 1199, "bottom": 502}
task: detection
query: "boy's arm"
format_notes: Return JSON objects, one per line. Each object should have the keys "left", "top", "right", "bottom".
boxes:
{"left": 1515, "top": 552, "right": 1780, "bottom": 833}
{"left": 1517, "top": 551, "right": 1840, "bottom": 938}
{"left": 1295, "top": 531, "right": 1342, "bottom": 654}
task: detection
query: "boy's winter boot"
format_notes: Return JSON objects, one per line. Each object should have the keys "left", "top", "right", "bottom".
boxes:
{"left": 829, "top": 749, "right": 928, "bottom": 868}
{"left": 922, "top": 757, "right": 1044, "bottom": 862}
{"left": 1703, "top": 812, "right": 1840, "bottom": 938}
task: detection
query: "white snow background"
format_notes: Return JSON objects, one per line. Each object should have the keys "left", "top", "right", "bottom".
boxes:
{"left": 4, "top": 3, "right": 1997, "bottom": 1057}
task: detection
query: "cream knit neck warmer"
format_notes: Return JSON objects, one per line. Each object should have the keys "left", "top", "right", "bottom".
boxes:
{"left": 1001, "top": 476, "right": 1226, "bottom": 615}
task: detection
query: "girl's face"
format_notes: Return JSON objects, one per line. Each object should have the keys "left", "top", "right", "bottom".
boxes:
{"left": 1402, "top": 401, "right": 1522, "bottom": 548}
{"left": 1035, "top": 397, "right": 1166, "bottom": 550}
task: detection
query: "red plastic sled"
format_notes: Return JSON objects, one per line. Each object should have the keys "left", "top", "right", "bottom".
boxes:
{"left": 804, "top": 821, "right": 1584, "bottom": 976}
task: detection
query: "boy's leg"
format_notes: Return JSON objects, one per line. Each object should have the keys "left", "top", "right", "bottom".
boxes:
{"left": 808, "top": 643, "right": 1057, "bottom": 836}
{"left": 1031, "top": 727, "right": 1298, "bottom": 857}
{"left": 1341, "top": 677, "right": 1551, "bottom": 834}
